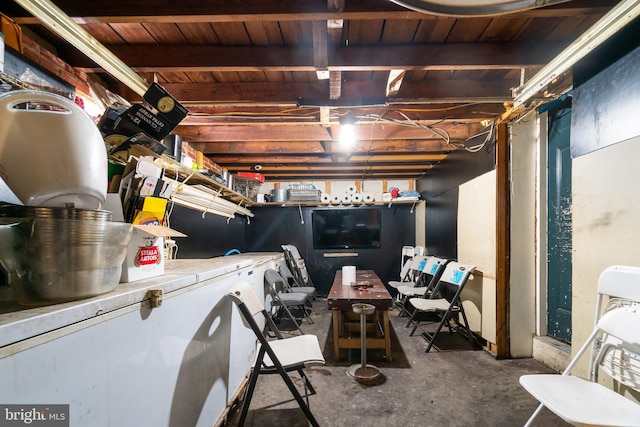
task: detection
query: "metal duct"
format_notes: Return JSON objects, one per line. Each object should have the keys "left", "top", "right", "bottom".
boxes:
{"left": 388, "top": 0, "right": 571, "bottom": 17}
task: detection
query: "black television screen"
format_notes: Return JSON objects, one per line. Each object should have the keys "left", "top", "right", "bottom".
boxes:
{"left": 312, "top": 208, "right": 381, "bottom": 250}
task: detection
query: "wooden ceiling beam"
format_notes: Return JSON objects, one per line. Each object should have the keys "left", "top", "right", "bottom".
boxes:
{"left": 180, "top": 103, "right": 506, "bottom": 121}
{"left": 206, "top": 153, "right": 449, "bottom": 164}
{"left": 6, "top": 0, "right": 616, "bottom": 24}
{"left": 189, "top": 139, "right": 455, "bottom": 154}
{"left": 229, "top": 163, "right": 434, "bottom": 171}
{"left": 149, "top": 78, "right": 515, "bottom": 105}
{"left": 255, "top": 170, "right": 428, "bottom": 178}
{"left": 175, "top": 121, "right": 482, "bottom": 142}
{"left": 61, "top": 42, "right": 564, "bottom": 72}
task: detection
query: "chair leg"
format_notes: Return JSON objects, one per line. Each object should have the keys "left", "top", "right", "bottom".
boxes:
{"left": 524, "top": 403, "right": 545, "bottom": 427}
{"left": 238, "top": 351, "right": 265, "bottom": 426}
{"left": 278, "top": 304, "right": 304, "bottom": 334}
{"left": 458, "top": 307, "right": 477, "bottom": 349}
{"left": 408, "top": 311, "right": 421, "bottom": 336}
{"left": 425, "top": 310, "right": 458, "bottom": 352}
{"left": 296, "top": 368, "right": 317, "bottom": 407}
{"left": 301, "top": 305, "right": 314, "bottom": 324}
{"left": 264, "top": 349, "right": 320, "bottom": 427}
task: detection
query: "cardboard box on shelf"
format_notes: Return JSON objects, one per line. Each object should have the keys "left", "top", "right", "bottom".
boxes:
{"left": 120, "top": 224, "right": 186, "bottom": 283}
{"left": 100, "top": 82, "right": 189, "bottom": 159}
{"left": 106, "top": 179, "right": 186, "bottom": 283}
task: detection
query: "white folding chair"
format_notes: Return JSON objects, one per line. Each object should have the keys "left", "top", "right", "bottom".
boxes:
{"left": 520, "top": 265, "right": 640, "bottom": 426}
{"left": 388, "top": 255, "right": 428, "bottom": 291}
{"left": 401, "top": 245, "right": 415, "bottom": 270}
{"left": 282, "top": 244, "right": 315, "bottom": 288}
{"left": 226, "top": 281, "right": 325, "bottom": 427}
{"left": 396, "top": 256, "right": 448, "bottom": 317}
{"left": 406, "top": 261, "right": 477, "bottom": 352}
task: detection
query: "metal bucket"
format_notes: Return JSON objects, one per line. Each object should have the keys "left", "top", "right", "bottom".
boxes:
{"left": 0, "top": 216, "right": 132, "bottom": 306}
{"left": 270, "top": 188, "right": 288, "bottom": 203}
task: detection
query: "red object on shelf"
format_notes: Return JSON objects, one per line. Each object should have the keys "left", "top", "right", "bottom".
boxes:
{"left": 237, "top": 172, "right": 265, "bottom": 183}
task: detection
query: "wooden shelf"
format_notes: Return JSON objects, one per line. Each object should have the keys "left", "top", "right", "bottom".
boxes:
{"left": 252, "top": 199, "right": 422, "bottom": 208}
{"left": 125, "top": 145, "right": 254, "bottom": 217}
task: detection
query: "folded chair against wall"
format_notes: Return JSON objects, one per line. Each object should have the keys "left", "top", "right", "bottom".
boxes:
{"left": 520, "top": 265, "right": 640, "bottom": 427}
{"left": 396, "top": 256, "right": 449, "bottom": 317}
{"left": 406, "top": 261, "right": 477, "bottom": 353}
{"left": 265, "top": 269, "right": 314, "bottom": 333}
{"left": 401, "top": 245, "right": 416, "bottom": 270}
{"left": 282, "top": 244, "right": 315, "bottom": 288}
{"left": 226, "top": 281, "right": 325, "bottom": 427}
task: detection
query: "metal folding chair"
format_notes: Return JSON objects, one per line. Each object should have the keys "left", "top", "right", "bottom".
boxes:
{"left": 279, "top": 264, "right": 317, "bottom": 300}
{"left": 520, "top": 265, "right": 640, "bottom": 426}
{"left": 226, "top": 281, "right": 325, "bottom": 427}
{"left": 265, "top": 268, "right": 314, "bottom": 334}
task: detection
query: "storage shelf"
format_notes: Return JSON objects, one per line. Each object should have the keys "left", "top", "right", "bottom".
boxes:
{"left": 252, "top": 199, "right": 422, "bottom": 208}
{"left": 125, "top": 145, "right": 254, "bottom": 217}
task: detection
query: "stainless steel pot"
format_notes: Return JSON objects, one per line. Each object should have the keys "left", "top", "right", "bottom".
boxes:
{"left": 0, "top": 216, "right": 132, "bottom": 306}
{"left": 270, "top": 188, "right": 288, "bottom": 203}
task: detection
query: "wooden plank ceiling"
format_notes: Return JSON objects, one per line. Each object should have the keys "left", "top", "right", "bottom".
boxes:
{"left": 5, "top": 0, "right": 615, "bottom": 181}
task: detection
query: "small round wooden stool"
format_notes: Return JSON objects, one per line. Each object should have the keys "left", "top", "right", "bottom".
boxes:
{"left": 347, "top": 303, "right": 381, "bottom": 382}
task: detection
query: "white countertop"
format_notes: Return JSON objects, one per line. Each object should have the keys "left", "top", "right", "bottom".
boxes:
{"left": 0, "top": 254, "right": 281, "bottom": 349}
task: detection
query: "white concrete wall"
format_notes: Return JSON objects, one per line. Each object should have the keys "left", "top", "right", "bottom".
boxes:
{"left": 571, "top": 135, "right": 640, "bottom": 376}
{"left": 458, "top": 170, "right": 496, "bottom": 342}
{"left": 509, "top": 116, "right": 539, "bottom": 357}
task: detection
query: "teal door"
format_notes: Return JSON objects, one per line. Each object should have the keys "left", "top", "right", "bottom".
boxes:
{"left": 547, "top": 104, "right": 572, "bottom": 343}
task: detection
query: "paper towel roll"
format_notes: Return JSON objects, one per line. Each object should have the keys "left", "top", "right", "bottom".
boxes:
{"left": 342, "top": 194, "right": 352, "bottom": 204}
{"left": 342, "top": 266, "right": 356, "bottom": 286}
{"left": 331, "top": 195, "right": 342, "bottom": 205}
{"left": 346, "top": 185, "right": 357, "bottom": 194}
{"left": 364, "top": 194, "right": 375, "bottom": 204}
{"left": 352, "top": 194, "right": 363, "bottom": 204}
{"left": 321, "top": 193, "right": 332, "bottom": 204}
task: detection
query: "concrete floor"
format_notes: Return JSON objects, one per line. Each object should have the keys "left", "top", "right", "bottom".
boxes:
{"left": 223, "top": 299, "right": 569, "bottom": 427}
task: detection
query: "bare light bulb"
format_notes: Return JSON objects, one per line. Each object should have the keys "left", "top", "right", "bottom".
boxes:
{"left": 339, "top": 123, "right": 356, "bottom": 148}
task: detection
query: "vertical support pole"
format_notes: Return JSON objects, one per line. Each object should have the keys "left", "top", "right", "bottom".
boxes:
{"left": 495, "top": 122, "right": 510, "bottom": 359}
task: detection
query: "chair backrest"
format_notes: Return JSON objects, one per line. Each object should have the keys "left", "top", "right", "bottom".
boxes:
{"left": 285, "top": 244, "right": 302, "bottom": 260}
{"left": 434, "top": 261, "right": 476, "bottom": 302}
{"left": 405, "top": 255, "right": 428, "bottom": 280}
{"left": 398, "top": 257, "right": 414, "bottom": 280}
{"left": 401, "top": 245, "right": 415, "bottom": 258}
{"left": 265, "top": 268, "right": 287, "bottom": 294}
{"left": 594, "top": 305, "right": 640, "bottom": 390}
{"left": 227, "top": 281, "right": 267, "bottom": 330}
{"left": 419, "top": 256, "right": 448, "bottom": 291}
{"left": 590, "top": 265, "right": 640, "bottom": 388}
{"left": 596, "top": 265, "right": 640, "bottom": 319}
{"left": 279, "top": 264, "right": 302, "bottom": 287}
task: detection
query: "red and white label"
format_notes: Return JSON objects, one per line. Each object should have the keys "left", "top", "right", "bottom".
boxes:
{"left": 135, "top": 245, "right": 161, "bottom": 266}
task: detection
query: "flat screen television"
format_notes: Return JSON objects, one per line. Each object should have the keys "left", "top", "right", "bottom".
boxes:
{"left": 312, "top": 208, "right": 381, "bottom": 250}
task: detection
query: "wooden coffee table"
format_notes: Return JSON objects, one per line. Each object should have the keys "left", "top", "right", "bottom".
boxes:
{"left": 327, "top": 270, "right": 393, "bottom": 362}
